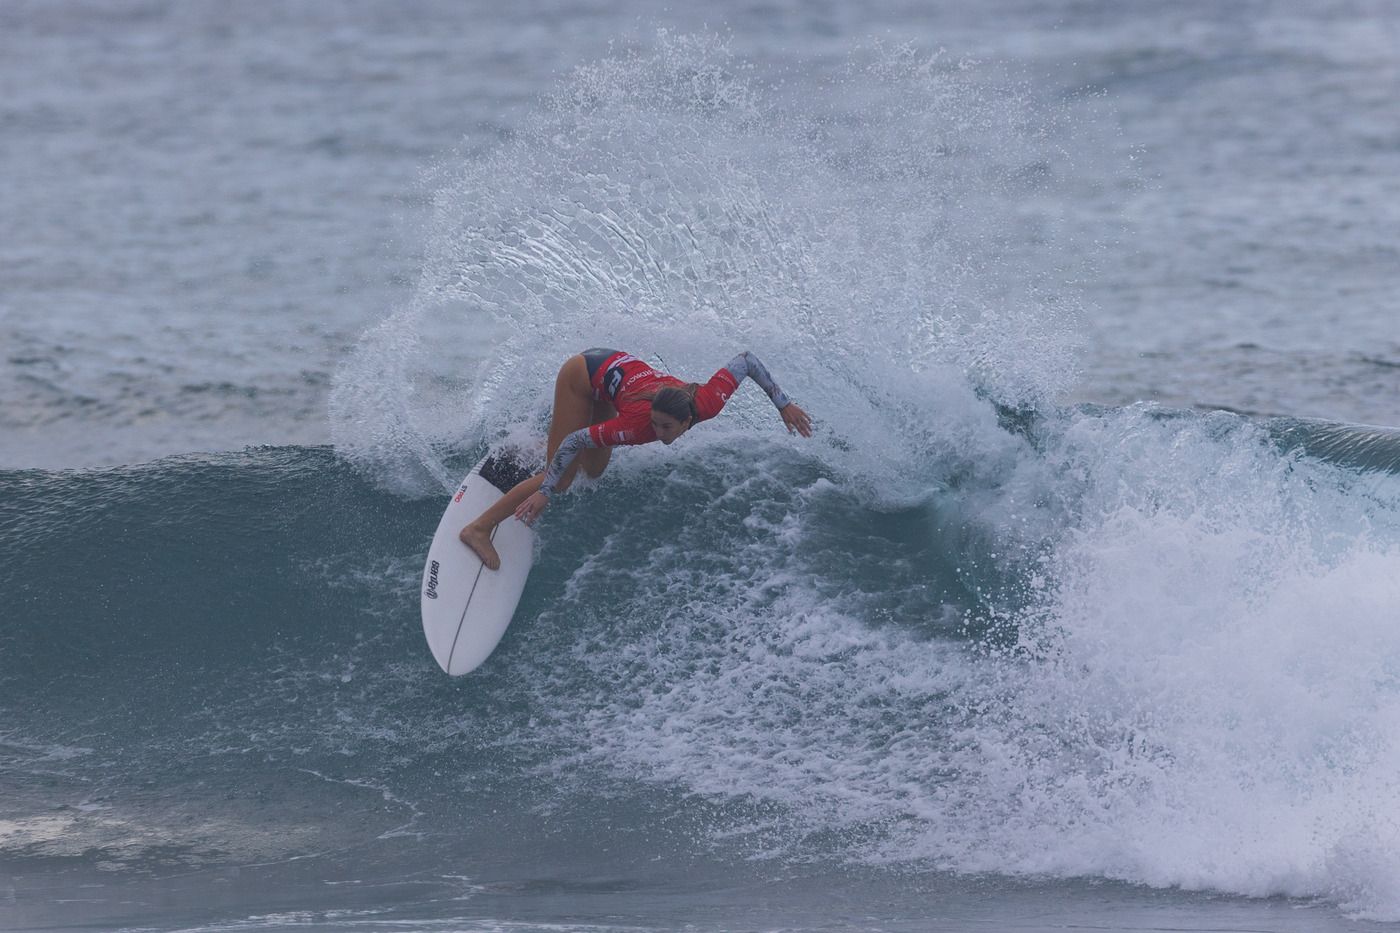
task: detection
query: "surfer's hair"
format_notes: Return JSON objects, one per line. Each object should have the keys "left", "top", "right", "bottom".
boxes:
{"left": 650, "top": 385, "right": 699, "bottom": 424}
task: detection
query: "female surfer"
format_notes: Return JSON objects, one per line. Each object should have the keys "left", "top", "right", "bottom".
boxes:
{"left": 460, "top": 348, "right": 812, "bottom": 570}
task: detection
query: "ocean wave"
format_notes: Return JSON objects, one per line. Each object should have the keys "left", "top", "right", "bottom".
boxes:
{"left": 5, "top": 399, "right": 1400, "bottom": 916}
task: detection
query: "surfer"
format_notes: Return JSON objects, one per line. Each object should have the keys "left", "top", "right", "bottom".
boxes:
{"left": 460, "top": 348, "right": 812, "bottom": 570}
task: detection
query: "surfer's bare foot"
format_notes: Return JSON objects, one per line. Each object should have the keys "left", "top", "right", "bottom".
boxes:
{"left": 459, "top": 524, "right": 500, "bottom": 570}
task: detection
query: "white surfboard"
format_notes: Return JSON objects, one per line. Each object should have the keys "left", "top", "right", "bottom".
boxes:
{"left": 421, "top": 451, "right": 535, "bottom": 676}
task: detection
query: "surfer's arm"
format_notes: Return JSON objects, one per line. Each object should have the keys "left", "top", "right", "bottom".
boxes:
{"left": 538, "top": 428, "right": 600, "bottom": 500}
{"left": 724, "top": 351, "right": 793, "bottom": 411}
{"left": 695, "top": 351, "right": 812, "bottom": 436}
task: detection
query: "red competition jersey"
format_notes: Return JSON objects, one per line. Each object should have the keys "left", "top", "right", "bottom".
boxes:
{"left": 586, "top": 352, "right": 739, "bottom": 447}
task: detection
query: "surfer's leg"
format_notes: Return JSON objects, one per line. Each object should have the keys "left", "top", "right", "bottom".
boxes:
{"left": 460, "top": 355, "right": 594, "bottom": 570}
{"left": 459, "top": 473, "right": 544, "bottom": 570}
{"left": 544, "top": 354, "right": 598, "bottom": 494}
{"left": 580, "top": 398, "right": 615, "bottom": 479}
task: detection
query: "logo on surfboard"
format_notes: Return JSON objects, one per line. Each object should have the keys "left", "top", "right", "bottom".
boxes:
{"left": 425, "top": 560, "right": 441, "bottom": 599}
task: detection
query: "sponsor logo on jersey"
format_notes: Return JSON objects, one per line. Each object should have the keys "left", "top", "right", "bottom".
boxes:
{"left": 604, "top": 365, "right": 624, "bottom": 398}
{"left": 425, "top": 560, "right": 441, "bottom": 599}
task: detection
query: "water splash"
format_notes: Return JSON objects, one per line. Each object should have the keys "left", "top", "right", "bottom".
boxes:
{"left": 508, "top": 404, "right": 1400, "bottom": 919}
{"left": 331, "top": 34, "right": 1098, "bottom": 497}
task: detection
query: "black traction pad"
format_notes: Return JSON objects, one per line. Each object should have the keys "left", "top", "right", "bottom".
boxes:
{"left": 478, "top": 450, "right": 534, "bottom": 494}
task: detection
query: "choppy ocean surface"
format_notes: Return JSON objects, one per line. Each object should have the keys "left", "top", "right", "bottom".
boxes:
{"left": 4, "top": 1, "right": 1400, "bottom": 931}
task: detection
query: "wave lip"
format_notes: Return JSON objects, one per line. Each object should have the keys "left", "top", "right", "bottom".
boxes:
{"left": 1269, "top": 416, "right": 1400, "bottom": 475}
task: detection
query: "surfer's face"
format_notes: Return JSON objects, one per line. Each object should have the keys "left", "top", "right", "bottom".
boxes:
{"left": 650, "top": 411, "right": 691, "bottom": 445}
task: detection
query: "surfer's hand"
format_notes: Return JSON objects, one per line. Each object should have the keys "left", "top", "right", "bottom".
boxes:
{"left": 780, "top": 403, "right": 812, "bottom": 438}
{"left": 514, "top": 491, "right": 549, "bottom": 525}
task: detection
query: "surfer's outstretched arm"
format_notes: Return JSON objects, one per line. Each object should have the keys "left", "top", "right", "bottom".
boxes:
{"left": 703, "top": 351, "right": 813, "bottom": 437}
{"left": 724, "top": 351, "right": 793, "bottom": 409}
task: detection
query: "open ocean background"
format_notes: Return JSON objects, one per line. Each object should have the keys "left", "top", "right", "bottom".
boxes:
{"left": 4, "top": 1, "right": 1400, "bottom": 931}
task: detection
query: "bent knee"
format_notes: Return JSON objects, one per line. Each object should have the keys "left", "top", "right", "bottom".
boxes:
{"left": 581, "top": 448, "right": 611, "bottom": 480}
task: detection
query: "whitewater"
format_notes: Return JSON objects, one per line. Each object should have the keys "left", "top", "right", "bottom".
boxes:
{"left": 4, "top": 3, "right": 1400, "bottom": 931}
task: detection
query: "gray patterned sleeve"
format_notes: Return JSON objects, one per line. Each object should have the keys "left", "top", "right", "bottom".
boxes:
{"left": 725, "top": 351, "right": 793, "bottom": 410}
{"left": 539, "top": 428, "right": 599, "bottom": 499}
